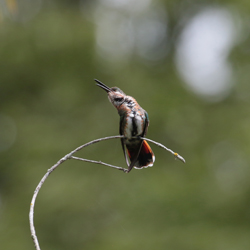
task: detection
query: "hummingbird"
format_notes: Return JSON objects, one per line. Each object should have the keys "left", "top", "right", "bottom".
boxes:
{"left": 95, "top": 79, "right": 155, "bottom": 173}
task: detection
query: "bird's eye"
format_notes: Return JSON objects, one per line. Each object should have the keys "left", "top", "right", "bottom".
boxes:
{"left": 114, "top": 97, "right": 123, "bottom": 102}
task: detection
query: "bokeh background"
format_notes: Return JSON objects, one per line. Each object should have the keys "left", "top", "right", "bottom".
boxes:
{"left": 1, "top": 0, "right": 250, "bottom": 249}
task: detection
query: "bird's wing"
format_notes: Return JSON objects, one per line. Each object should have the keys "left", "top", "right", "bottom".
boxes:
{"left": 119, "top": 114, "right": 130, "bottom": 167}
{"left": 142, "top": 110, "right": 149, "bottom": 137}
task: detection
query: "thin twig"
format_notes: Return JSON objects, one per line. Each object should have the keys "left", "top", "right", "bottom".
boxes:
{"left": 29, "top": 135, "right": 185, "bottom": 250}
{"left": 141, "top": 137, "right": 186, "bottom": 163}
{"left": 67, "top": 135, "right": 124, "bottom": 157}
{"left": 70, "top": 156, "right": 127, "bottom": 172}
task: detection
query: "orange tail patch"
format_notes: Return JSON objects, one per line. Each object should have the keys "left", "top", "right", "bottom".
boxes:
{"left": 126, "top": 140, "right": 155, "bottom": 169}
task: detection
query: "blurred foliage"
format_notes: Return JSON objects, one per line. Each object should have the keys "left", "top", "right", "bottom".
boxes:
{"left": 1, "top": 0, "right": 250, "bottom": 250}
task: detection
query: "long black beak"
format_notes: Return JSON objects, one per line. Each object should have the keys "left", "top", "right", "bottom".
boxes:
{"left": 95, "top": 79, "right": 112, "bottom": 93}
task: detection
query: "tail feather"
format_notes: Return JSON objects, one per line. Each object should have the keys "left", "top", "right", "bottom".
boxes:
{"left": 126, "top": 140, "right": 155, "bottom": 169}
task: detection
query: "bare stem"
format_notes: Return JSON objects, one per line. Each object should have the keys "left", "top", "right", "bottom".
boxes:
{"left": 141, "top": 137, "right": 186, "bottom": 163}
{"left": 29, "top": 135, "right": 185, "bottom": 250}
{"left": 70, "top": 156, "right": 127, "bottom": 172}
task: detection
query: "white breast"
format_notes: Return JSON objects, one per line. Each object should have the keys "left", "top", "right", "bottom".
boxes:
{"left": 134, "top": 114, "right": 143, "bottom": 135}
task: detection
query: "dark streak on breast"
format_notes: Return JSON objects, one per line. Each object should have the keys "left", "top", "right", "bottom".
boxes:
{"left": 132, "top": 116, "right": 138, "bottom": 136}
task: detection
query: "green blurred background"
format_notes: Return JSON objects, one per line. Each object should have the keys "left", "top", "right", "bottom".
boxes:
{"left": 1, "top": 0, "right": 250, "bottom": 249}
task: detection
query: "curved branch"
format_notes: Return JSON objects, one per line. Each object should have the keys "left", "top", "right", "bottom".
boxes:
{"left": 29, "top": 135, "right": 124, "bottom": 250}
{"left": 29, "top": 135, "right": 185, "bottom": 250}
